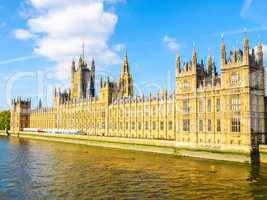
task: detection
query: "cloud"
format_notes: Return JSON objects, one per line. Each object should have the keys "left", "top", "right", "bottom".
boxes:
{"left": 112, "top": 43, "right": 126, "bottom": 52}
{"left": 240, "top": 0, "right": 267, "bottom": 26}
{"left": 163, "top": 35, "right": 180, "bottom": 52}
{"left": 0, "top": 55, "right": 39, "bottom": 65}
{"left": 213, "top": 27, "right": 267, "bottom": 37}
{"left": 241, "top": 0, "right": 253, "bottom": 17}
{"left": 13, "top": 29, "right": 36, "bottom": 40}
{"left": 14, "top": 0, "right": 125, "bottom": 80}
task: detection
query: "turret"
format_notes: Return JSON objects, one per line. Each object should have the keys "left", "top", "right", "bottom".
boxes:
{"left": 91, "top": 57, "right": 95, "bottom": 71}
{"left": 71, "top": 59, "right": 75, "bottom": 80}
{"left": 192, "top": 47, "right": 197, "bottom": 71}
{"left": 99, "top": 77, "right": 103, "bottom": 88}
{"left": 119, "top": 48, "right": 133, "bottom": 98}
{"left": 243, "top": 36, "right": 249, "bottom": 65}
{"left": 176, "top": 53, "right": 181, "bottom": 76}
{"left": 220, "top": 36, "right": 226, "bottom": 67}
{"left": 10, "top": 98, "right": 31, "bottom": 132}
{"left": 208, "top": 55, "right": 213, "bottom": 76}
{"left": 122, "top": 48, "right": 129, "bottom": 75}
{"left": 88, "top": 58, "right": 96, "bottom": 97}
{"left": 256, "top": 43, "right": 263, "bottom": 66}
{"left": 38, "top": 99, "right": 42, "bottom": 109}
{"left": 78, "top": 56, "right": 83, "bottom": 68}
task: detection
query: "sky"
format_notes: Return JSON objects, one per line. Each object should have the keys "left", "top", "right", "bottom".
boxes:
{"left": 0, "top": 0, "right": 267, "bottom": 110}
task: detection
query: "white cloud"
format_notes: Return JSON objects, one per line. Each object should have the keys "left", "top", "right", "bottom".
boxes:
{"left": 241, "top": 0, "right": 254, "bottom": 17}
{"left": 0, "top": 55, "right": 39, "bottom": 65}
{"left": 15, "top": 0, "right": 125, "bottom": 80}
{"left": 13, "top": 29, "right": 36, "bottom": 40}
{"left": 112, "top": 43, "right": 126, "bottom": 52}
{"left": 163, "top": 35, "right": 180, "bottom": 52}
{"left": 213, "top": 27, "right": 267, "bottom": 37}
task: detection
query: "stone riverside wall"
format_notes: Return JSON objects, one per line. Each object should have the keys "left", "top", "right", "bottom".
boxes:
{"left": 7, "top": 131, "right": 256, "bottom": 163}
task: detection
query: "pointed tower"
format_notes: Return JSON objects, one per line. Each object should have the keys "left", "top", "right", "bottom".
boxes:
{"left": 71, "top": 59, "right": 75, "bottom": 82}
{"left": 208, "top": 55, "right": 213, "bottom": 76}
{"left": 119, "top": 48, "right": 133, "bottom": 98}
{"left": 192, "top": 47, "right": 197, "bottom": 71}
{"left": 38, "top": 98, "right": 42, "bottom": 109}
{"left": 256, "top": 43, "right": 263, "bottom": 66}
{"left": 176, "top": 53, "right": 181, "bottom": 77}
{"left": 88, "top": 58, "right": 96, "bottom": 97}
{"left": 220, "top": 35, "right": 226, "bottom": 68}
{"left": 243, "top": 36, "right": 249, "bottom": 65}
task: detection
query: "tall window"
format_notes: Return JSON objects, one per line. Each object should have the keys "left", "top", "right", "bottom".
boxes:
{"left": 152, "top": 121, "right": 156, "bottom": 130}
{"left": 159, "top": 104, "right": 164, "bottom": 116}
{"left": 168, "top": 121, "right": 173, "bottom": 130}
{"left": 168, "top": 104, "right": 173, "bottom": 115}
{"left": 183, "top": 119, "right": 190, "bottom": 131}
{"left": 231, "top": 72, "right": 240, "bottom": 85}
{"left": 199, "top": 119, "right": 203, "bottom": 132}
{"left": 138, "top": 122, "right": 142, "bottom": 130}
{"left": 216, "top": 98, "right": 220, "bottom": 112}
{"left": 199, "top": 98, "right": 204, "bottom": 113}
{"left": 217, "top": 119, "right": 221, "bottom": 132}
{"left": 208, "top": 119, "right": 212, "bottom": 131}
{"left": 231, "top": 118, "right": 240, "bottom": 132}
{"left": 145, "top": 121, "right": 149, "bottom": 130}
{"left": 145, "top": 106, "right": 149, "bottom": 116}
{"left": 131, "top": 121, "right": 135, "bottom": 130}
{"left": 231, "top": 95, "right": 240, "bottom": 112}
{"left": 152, "top": 106, "right": 156, "bottom": 116}
{"left": 183, "top": 99, "right": 190, "bottom": 113}
{"left": 160, "top": 121, "right": 164, "bottom": 131}
{"left": 208, "top": 99, "right": 212, "bottom": 112}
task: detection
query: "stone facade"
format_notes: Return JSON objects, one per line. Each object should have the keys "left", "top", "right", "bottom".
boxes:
{"left": 10, "top": 37, "right": 266, "bottom": 156}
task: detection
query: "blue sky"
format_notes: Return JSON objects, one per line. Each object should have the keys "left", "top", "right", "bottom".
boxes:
{"left": 0, "top": 0, "right": 266, "bottom": 110}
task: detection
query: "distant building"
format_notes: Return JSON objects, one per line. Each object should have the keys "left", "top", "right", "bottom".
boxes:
{"left": 10, "top": 37, "right": 266, "bottom": 153}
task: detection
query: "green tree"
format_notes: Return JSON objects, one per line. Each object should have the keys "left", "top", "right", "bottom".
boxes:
{"left": 0, "top": 110, "right": 10, "bottom": 130}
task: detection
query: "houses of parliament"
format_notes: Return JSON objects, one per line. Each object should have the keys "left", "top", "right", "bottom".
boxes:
{"left": 10, "top": 37, "right": 267, "bottom": 152}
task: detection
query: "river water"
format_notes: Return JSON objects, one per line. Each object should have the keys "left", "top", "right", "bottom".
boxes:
{"left": 0, "top": 136, "right": 267, "bottom": 200}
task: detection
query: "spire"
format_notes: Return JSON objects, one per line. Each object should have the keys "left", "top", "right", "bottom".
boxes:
{"left": 79, "top": 55, "right": 83, "bottom": 68}
{"left": 99, "top": 77, "right": 103, "bottom": 88}
{"left": 220, "top": 34, "right": 226, "bottom": 67}
{"left": 256, "top": 42, "right": 263, "bottom": 65}
{"left": 124, "top": 48, "right": 127, "bottom": 59}
{"left": 243, "top": 33, "right": 249, "bottom": 65}
{"left": 122, "top": 48, "right": 129, "bottom": 74}
{"left": 38, "top": 98, "right": 42, "bottom": 109}
{"left": 82, "top": 42, "right": 85, "bottom": 60}
{"left": 192, "top": 44, "right": 197, "bottom": 70}
{"left": 208, "top": 55, "right": 213, "bottom": 75}
{"left": 91, "top": 57, "right": 95, "bottom": 71}
{"left": 71, "top": 58, "right": 75, "bottom": 71}
{"left": 176, "top": 53, "right": 181, "bottom": 76}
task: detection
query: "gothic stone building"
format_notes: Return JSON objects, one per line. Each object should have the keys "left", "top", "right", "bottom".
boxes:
{"left": 10, "top": 37, "right": 266, "bottom": 153}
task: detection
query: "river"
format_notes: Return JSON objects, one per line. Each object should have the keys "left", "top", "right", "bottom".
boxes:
{"left": 0, "top": 136, "right": 267, "bottom": 200}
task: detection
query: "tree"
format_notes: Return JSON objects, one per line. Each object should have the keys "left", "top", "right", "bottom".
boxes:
{"left": 0, "top": 110, "right": 10, "bottom": 130}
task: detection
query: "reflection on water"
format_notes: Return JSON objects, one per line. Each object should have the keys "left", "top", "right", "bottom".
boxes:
{"left": 1, "top": 136, "right": 267, "bottom": 200}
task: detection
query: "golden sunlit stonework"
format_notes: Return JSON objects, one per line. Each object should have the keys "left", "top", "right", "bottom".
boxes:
{"left": 10, "top": 37, "right": 267, "bottom": 161}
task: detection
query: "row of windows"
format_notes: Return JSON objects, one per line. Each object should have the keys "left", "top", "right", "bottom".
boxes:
{"left": 185, "top": 95, "right": 240, "bottom": 114}
{"left": 183, "top": 118, "right": 240, "bottom": 132}
{"left": 115, "top": 121, "right": 174, "bottom": 131}
{"left": 198, "top": 119, "right": 221, "bottom": 132}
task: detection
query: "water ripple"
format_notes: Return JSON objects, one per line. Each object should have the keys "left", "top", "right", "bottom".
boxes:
{"left": 1, "top": 136, "right": 267, "bottom": 200}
